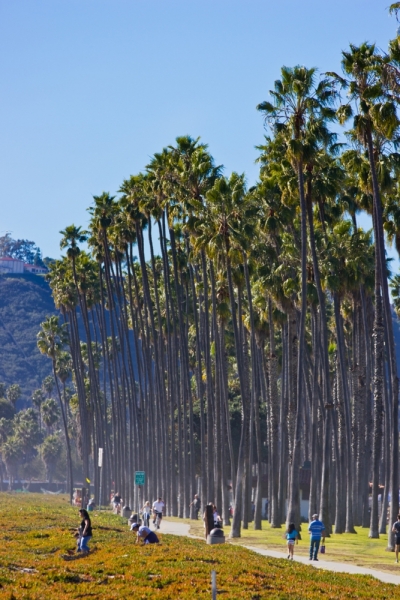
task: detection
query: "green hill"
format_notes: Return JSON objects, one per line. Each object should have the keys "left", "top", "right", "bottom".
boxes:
{"left": 2, "top": 271, "right": 400, "bottom": 415}
{"left": 0, "top": 274, "right": 57, "bottom": 405}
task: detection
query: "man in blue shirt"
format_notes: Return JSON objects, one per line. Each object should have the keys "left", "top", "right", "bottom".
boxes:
{"left": 308, "top": 514, "right": 325, "bottom": 561}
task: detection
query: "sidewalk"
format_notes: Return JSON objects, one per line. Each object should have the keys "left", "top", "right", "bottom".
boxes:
{"left": 160, "top": 519, "right": 400, "bottom": 586}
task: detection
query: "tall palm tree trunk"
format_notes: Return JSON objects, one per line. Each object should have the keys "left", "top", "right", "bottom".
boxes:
{"left": 287, "top": 162, "right": 307, "bottom": 527}
{"left": 366, "top": 130, "right": 399, "bottom": 546}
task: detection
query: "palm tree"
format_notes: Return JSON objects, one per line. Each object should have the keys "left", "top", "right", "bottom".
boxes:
{"left": 330, "top": 43, "right": 400, "bottom": 541}
{"left": 41, "top": 398, "right": 60, "bottom": 433}
{"left": 32, "top": 389, "right": 44, "bottom": 431}
{"left": 42, "top": 376, "right": 55, "bottom": 398}
{"left": 60, "top": 225, "right": 88, "bottom": 265}
{"left": 59, "top": 225, "right": 92, "bottom": 488}
{"left": 257, "top": 65, "right": 336, "bottom": 526}
{"left": 198, "top": 172, "right": 251, "bottom": 537}
{"left": 41, "top": 434, "right": 63, "bottom": 483}
{"left": 37, "top": 316, "right": 74, "bottom": 500}
{"left": 6, "top": 384, "right": 21, "bottom": 408}
{"left": 55, "top": 350, "right": 74, "bottom": 496}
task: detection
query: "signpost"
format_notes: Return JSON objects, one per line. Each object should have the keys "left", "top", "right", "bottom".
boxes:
{"left": 135, "top": 471, "right": 145, "bottom": 515}
{"left": 135, "top": 471, "right": 145, "bottom": 486}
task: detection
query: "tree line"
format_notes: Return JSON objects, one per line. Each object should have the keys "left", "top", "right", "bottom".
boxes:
{"left": 0, "top": 379, "right": 73, "bottom": 486}
{"left": 38, "top": 13, "right": 400, "bottom": 545}
{"left": 0, "top": 233, "right": 51, "bottom": 268}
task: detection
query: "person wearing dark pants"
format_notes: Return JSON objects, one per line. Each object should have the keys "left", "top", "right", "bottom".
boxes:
{"left": 392, "top": 514, "right": 400, "bottom": 563}
{"left": 189, "top": 494, "right": 201, "bottom": 519}
{"left": 130, "top": 522, "right": 159, "bottom": 544}
{"left": 308, "top": 514, "right": 325, "bottom": 561}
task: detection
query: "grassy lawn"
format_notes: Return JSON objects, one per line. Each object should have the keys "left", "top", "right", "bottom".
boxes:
{"left": 167, "top": 516, "right": 400, "bottom": 574}
{"left": 1, "top": 493, "right": 400, "bottom": 599}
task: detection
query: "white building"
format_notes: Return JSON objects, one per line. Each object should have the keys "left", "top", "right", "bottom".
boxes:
{"left": 0, "top": 256, "right": 47, "bottom": 275}
{"left": 0, "top": 256, "right": 24, "bottom": 273}
{"left": 24, "top": 263, "right": 47, "bottom": 274}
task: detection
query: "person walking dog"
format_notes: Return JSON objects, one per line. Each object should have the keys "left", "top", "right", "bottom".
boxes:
{"left": 308, "top": 514, "right": 325, "bottom": 561}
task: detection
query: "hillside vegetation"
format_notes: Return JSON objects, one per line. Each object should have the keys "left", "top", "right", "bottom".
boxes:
{"left": 0, "top": 275, "right": 56, "bottom": 404}
{"left": 0, "top": 494, "right": 399, "bottom": 599}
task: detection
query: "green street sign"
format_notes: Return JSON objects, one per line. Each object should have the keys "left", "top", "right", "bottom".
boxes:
{"left": 135, "top": 471, "right": 145, "bottom": 486}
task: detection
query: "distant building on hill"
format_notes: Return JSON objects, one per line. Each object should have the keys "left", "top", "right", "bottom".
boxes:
{"left": 23, "top": 263, "right": 48, "bottom": 274}
{"left": 0, "top": 256, "right": 24, "bottom": 273}
{"left": 0, "top": 256, "right": 47, "bottom": 275}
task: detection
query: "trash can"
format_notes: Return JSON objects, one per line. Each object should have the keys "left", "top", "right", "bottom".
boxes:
{"left": 207, "top": 528, "right": 225, "bottom": 545}
{"left": 122, "top": 505, "right": 131, "bottom": 519}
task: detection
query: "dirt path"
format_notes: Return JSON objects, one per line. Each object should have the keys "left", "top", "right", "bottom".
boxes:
{"left": 160, "top": 520, "right": 400, "bottom": 585}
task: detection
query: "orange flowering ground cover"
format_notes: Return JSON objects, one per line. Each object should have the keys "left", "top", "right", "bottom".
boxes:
{"left": 0, "top": 493, "right": 399, "bottom": 599}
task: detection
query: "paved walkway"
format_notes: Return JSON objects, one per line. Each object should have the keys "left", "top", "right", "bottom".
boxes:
{"left": 160, "top": 520, "right": 400, "bottom": 586}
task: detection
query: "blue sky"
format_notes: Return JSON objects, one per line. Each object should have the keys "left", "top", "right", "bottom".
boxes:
{"left": 0, "top": 0, "right": 398, "bottom": 263}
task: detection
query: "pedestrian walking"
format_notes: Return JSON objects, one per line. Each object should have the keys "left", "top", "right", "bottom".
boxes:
{"left": 392, "top": 514, "right": 400, "bottom": 563}
{"left": 308, "top": 514, "right": 325, "bottom": 561}
{"left": 286, "top": 523, "right": 299, "bottom": 560}
{"left": 141, "top": 501, "right": 151, "bottom": 527}
{"left": 189, "top": 494, "right": 201, "bottom": 519}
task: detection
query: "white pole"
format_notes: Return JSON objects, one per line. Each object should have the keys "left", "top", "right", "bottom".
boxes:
{"left": 98, "top": 448, "right": 103, "bottom": 509}
{"left": 211, "top": 570, "right": 217, "bottom": 600}
{"left": 99, "top": 466, "right": 102, "bottom": 510}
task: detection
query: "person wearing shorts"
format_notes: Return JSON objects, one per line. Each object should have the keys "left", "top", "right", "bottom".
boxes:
{"left": 130, "top": 522, "right": 159, "bottom": 544}
{"left": 112, "top": 492, "right": 122, "bottom": 514}
{"left": 152, "top": 497, "right": 165, "bottom": 528}
{"left": 142, "top": 501, "right": 151, "bottom": 527}
{"left": 286, "top": 523, "right": 298, "bottom": 560}
{"left": 392, "top": 514, "right": 400, "bottom": 562}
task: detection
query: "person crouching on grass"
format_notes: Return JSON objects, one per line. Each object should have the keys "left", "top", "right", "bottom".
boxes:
{"left": 286, "top": 523, "right": 299, "bottom": 560}
{"left": 130, "top": 522, "right": 159, "bottom": 544}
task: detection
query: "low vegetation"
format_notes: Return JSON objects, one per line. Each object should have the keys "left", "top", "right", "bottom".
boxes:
{"left": 0, "top": 494, "right": 400, "bottom": 599}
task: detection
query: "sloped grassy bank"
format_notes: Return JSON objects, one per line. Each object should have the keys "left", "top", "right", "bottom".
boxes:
{"left": 0, "top": 494, "right": 399, "bottom": 599}
{"left": 184, "top": 517, "right": 400, "bottom": 574}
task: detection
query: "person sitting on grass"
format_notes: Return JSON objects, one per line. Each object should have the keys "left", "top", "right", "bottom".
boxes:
{"left": 285, "top": 523, "right": 299, "bottom": 560}
{"left": 130, "top": 522, "right": 159, "bottom": 544}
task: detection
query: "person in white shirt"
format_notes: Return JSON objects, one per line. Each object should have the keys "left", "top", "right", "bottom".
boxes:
{"left": 152, "top": 497, "right": 165, "bottom": 528}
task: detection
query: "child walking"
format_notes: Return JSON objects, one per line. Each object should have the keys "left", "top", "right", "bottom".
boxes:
{"left": 286, "top": 523, "right": 299, "bottom": 560}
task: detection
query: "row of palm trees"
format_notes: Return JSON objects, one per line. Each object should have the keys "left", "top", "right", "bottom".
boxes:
{"left": 38, "top": 32, "right": 400, "bottom": 545}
